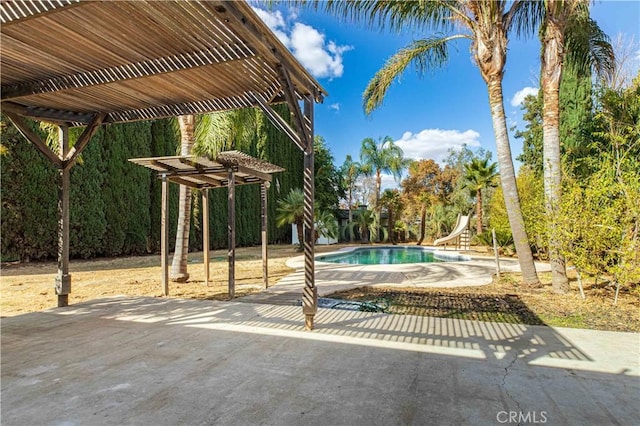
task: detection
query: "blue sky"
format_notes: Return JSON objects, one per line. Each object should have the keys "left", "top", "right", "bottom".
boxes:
{"left": 253, "top": 1, "right": 640, "bottom": 189}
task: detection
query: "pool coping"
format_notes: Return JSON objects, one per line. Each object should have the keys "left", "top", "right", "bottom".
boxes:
{"left": 278, "top": 245, "right": 551, "bottom": 292}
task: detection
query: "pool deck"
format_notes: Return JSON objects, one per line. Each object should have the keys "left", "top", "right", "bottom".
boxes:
{"left": 241, "top": 246, "right": 550, "bottom": 305}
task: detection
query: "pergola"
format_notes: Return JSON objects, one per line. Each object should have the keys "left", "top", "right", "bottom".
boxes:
{"left": 1, "top": 0, "right": 327, "bottom": 329}
{"left": 129, "top": 152, "right": 285, "bottom": 298}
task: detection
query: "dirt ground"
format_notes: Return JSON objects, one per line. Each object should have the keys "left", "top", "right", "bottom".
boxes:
{"left": 2, "top": 244, "right": 638, "bottom": 332}
{"left": 0, "top": 244, "right": 347, "bottom": 317}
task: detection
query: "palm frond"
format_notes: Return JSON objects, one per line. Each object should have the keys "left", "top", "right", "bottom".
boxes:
{"left": 565, "top": 14, "right": 615, "bottom": 81}
{"left": 506, "top": 0, "right": 544, "bottom": 39}
{"left": 363, "top": 35, "right": 466, "bottom": 114}
{"left": 192, "top": 112, "right": 232, "bottom": 158}
{"left": 305, "top": 0, "right": 457, "bottom": 34}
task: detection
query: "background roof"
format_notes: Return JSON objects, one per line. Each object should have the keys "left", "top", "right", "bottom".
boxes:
{"left": 0, "top": 0, "right": 326, "bottom": 126}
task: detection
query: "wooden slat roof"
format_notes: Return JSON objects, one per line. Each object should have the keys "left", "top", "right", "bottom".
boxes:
{"left": 0, "top": 0, "right": 326, "bottom": 126}
{"left": 129, "top": 151, "right": 285, "bottom": 189}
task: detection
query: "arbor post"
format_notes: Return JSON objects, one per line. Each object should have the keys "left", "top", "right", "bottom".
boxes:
{"left": 55, "top": 125, "right": 71, "bottom": 307}
{"left": 261, "top": 182, "right": 269, "bottom": 289}
{"left": 301, "top": 97, "right": 317, "bottom": 330}
{"left": 161, "top": 174, "right": 169, "bottom": 296}
{"left": 228, "top": 169, "right": 236, "bottom": 299}
{"left": 203, "top": 188, "right": 210, "bottom": 286}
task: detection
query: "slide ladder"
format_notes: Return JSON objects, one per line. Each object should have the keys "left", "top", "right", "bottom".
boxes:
{"left": 433, "top": 214, "right": 470, "bottom": 250}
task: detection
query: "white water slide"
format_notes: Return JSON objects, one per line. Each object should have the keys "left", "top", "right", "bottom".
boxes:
{"left": 433, "top": 214, "right": 470, "bottom": 248}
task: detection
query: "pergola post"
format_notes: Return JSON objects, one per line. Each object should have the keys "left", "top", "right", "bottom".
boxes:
{"left": 261, "top": 182, "right": 269, "bottom": 289}
{"left": 202, "top": 188, "right": 210, "bottom": 286}
{"left": 161, "top": 174, "right": 169, "bottom": 296}
{"left": 55, "top": 125, "right": 71, "bottom": 307}
{"left": 228, "top": 169, "right": 236, "bottom": 299}
{"left": 301, "top": 97, "right": 317, "bottom": 330}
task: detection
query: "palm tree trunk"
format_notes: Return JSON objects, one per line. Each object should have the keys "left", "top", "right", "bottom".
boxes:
{"left": 170, "top": 115, "right": 194, "bottom": 282}
{"left": 487, "top": 79, "right": 540, "bottom": 286}
{"left": 417, "top": 205, "right": 426, "bottom": 245}
{"left": 296, "top": 221, "right": 304, "bottom": 252}
{"left": 388, "top": 208, "right": 395, "bottom": 245}
{"left": 476, "top": 190, "right": 483, "bottom": 235}
{"left": 374, "top": 170, "right": 381, "bottom": 242}
{"left": 542, "top": 20, "right": 570, "bottom": 293}
{"left": 348, "top": 189, "right": 354, "bottom": 242}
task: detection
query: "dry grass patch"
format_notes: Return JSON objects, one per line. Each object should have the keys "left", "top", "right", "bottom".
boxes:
{"left": 329, "top": 271, "right": 640, "bottom": 332}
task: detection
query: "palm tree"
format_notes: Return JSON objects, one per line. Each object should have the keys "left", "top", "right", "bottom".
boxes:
{"left": 380, "top": 188, "right": 403, "bottom": 245}
{"left": 540, "top": 0, "right": 614, "bottom": 293}
{"left": 348, "top": 209, "right": 377, "bottom": 244}
{"left": 360, "top": 136, "right": 410, "bottom": 241}
{"left": 464, "top": 158, "right": 498, "bottom": 235}
{"left": 170, "top": 115, "right": 195, "bottom": 282}
{"left": 171, "top": 109, "right": 258, "bottom": 281}
{"left": 314, "top": 210, "right": 338, "bottom": 243}
{"left": 276, "top": 188, "right": 305, "bottom": 251}
{"left": 311, "top": 1, "right": 541, "bottom": 285}
{"left": 276, "top": 188, "right": 339, "bottom": 248}
{"left": 340, "top": 154, "right": 364, "bottom": 242}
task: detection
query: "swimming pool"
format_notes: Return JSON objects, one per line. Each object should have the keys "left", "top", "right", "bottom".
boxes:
{"left": 316, "top": 247, "right": 469, "bottom": 265}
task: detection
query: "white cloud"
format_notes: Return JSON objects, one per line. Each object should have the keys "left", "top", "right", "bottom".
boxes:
{"left": 252, "top": 7, "right": 352, "bottom": 79}
{"left": 511, "top": 86, "right": 539, "bottom": 107}
{"left": 329, "top": 103, "right": 340, "bottom": 111}
{"left": 380, "top": 173, "right": 400, "bottom": 191}
{"left": 252, "top": 8, "right": 289, "bottom": 46}
{"left": 394, "top": 129, "right": 482, "bottom": 163}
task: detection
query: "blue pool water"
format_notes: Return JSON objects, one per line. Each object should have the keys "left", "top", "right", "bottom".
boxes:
{"left": 317, "top": 247, "right": 465, "bottom": 265}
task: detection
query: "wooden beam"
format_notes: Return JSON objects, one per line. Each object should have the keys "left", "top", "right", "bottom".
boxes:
{"left": 3, "top": 112, "right": 62, "bottom": 167}
{"left": 167, "top": 176, "right": 205, "bottom": 189}
{"left": 235, "top": 164, "right": 272, "bottom": 183}
{"left": 251, "top": 92, "right": 304, "bottom": 151}
{"left": 2, "top": 102, "right": 96, "bottom": 125}
{"left": 203, "top": 189, "right": 210, "bottom": 287}
{"left": 63, "top": 113, "right": 106, "bottom": 170}
{"left": 55, "top": 125, "right": 71, "bottom": 307}
{"left": 261, "top": 182, "right": 269, "bottom": 289}
{"left": 228, "top": 169, "right": 236, "bottom": 300}
{"left": 1, "top": 0, "right": 81, "bottom": 25}
{"left": 277, "top": 65, "right": 311, "bottom": 149}
{"left": 1, "top": 47, "right": 254, "bottom": 101}
{"left": 212, "top": 1, "right": 323, "bottom": 100}
{"left": 198, "top": 175, "right": 225, "bottom": 188}
{"left": 161, "top": 174, "right": 169, "bottom": 296}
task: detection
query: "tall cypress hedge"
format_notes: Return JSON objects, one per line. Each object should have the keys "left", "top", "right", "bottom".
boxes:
{"left": 1, "top": 104, "right": 304, "bottom": 261}
{"left": 69, "top": 126, "right": 106, "bottom": 258}
{"left": 1, "top": 116, "right": 58, "bottom": 261}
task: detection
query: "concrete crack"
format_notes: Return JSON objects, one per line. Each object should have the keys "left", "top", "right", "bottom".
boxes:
{"left": 501, "top": 350, "right": 523, "bottom": 425}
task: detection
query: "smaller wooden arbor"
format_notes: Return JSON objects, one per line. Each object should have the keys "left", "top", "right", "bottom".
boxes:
{"left": 130, "top": 151, "right": 284, "bottom": 298}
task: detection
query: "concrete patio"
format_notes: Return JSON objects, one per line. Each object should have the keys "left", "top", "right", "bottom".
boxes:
{"left": 1, "top": 296, "right": 638, "bottom": 425}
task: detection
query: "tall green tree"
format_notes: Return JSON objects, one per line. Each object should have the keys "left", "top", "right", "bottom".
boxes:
{"left": 539, "top": 0, "right": 614, "bottom": 293}
{"left": 314, "top": 135, "right": 344, "bottom": 213}
{"left": 359, "top": 136, "right": 408, "bottom": 210}
{"left": 380, "top": 188, "right": 403, "bottom": 245}
{"left": 340, "top": 154, "right": 364, "bottom": 241}
{"left": 463, "top": 158, "right": 499, "bottom": 235}
{"left": 303, "top": 1, "right": 541, "bottom": 283}
{"left": 401, "top": 159, "right": 443, "bottom": 245}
